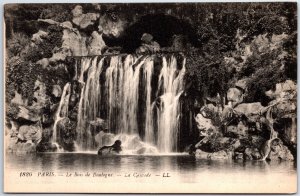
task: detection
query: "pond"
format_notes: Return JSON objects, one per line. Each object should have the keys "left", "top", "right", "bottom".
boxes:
{"left": 5, "top": 153, "right": 297, "bottom": 193}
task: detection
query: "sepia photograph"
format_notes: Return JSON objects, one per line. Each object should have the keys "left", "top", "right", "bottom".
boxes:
{"left": 3, "top": 2, "right": 297, "bottom": 193}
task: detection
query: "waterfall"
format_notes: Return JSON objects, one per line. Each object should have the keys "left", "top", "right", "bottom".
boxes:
{"left": 261, "top": 106, "right": 278, "bottom": 160}
{"left": 119, "top": 55, "right": 145, "bottom": 135}
{"left": 157, "top": 56, "right": 186, "bottom": 152}
{"left": 74, "top": 54, "right": 186, "bottom": 152}
{"left": 144, "top": 59, "right": 154, "bottom": 144}
{"left": 52, "top": 83, "right": 71, "bottom": 148}
{"left": 291, "top": 117, "right": 296, "bottom": 143}
{"left": 76, "top": 57, "right": 105, "bottom": 150}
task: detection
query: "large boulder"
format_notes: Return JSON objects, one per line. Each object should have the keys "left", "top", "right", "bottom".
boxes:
{"left": 31, "top": 80, "right": 48, "bottom": 110}
{"left": 235, "top": 78, "right": 248, "bottom": 91}
{"left": 250, "top": 135, "right": 266, "bottom": 149}
{"left": 195, "top": 133, "right": 236, "bottom": 153}
{"left": 234, "top": 102, "right": 264, "bottom": 122}
{"left": 136, "top": 33, "right": 160, "bottom": 54}
{"left": 56, "top": 118, "right": 76, "bottom": 151}
{"left": 61, "top": 21, "right": 88, "bottom": 56}
{"left": 7, "top": 123, "right": 42, "bottom": 154}
{"left": 244, "top": 147, "right": 261, "bottom": 160}
{"left": 195, "top": 113, "right": 217, "bottom": 136}
{"left": 31, "top": 30, "right": 48, "bottom": 45}
{"left": 99, "top": 14, "right": 126, "bottom": 38}
{"left": 36, "top": 128, "right": 58, "bottom": 152}
{"left": 268, "top": 139, "right": 294, "bottom": 161}
{"left": 36, "top": 142, "right": 58, "bottom": 152}
{"left": 87, "top": 31, "right": 106, "bottom": 55}
{"left": 11, "top": 91, "right": 27, "bottom": 106}
{"left": 227, "top": 87, "right": 243, "bottom": 107}
{"left": 195, "top": 149, "right": 232, "bottom": 160}
{"left": 226, "top": 121, "right": 248, "bottom": 138}
{"left": 201, "top": 103, "right": 220, "bottom": 116}
{"left": 136, "top": 42, "right": 160, "bottom": 54}
{"left": 7, "top": 138, "right": 36, "bottom": 154}
{"left": 95, "top": 131, "right": 115, "bottom": 148}
{"left": 272, "top": 100, "right": 296, "bottom": 118}
{"left": 36, "top": 58, "right": 49, "bottom": 68}
{"left": 17, "top": 124, "right": 42, "bottom": 144}
{"left": 49, "top": 48, "right": 70, "bottom": 63}
{"left": 16, "top": 106, "right": 40, "bottom": 122}
{"left": 265, "top": 80, "right": 296, "bottom": 101}
{"left": 52, "top": 85, "right": 62, "bottom": 98}
{"left": 71, "top": 5, "right": 99, "bottom": 29}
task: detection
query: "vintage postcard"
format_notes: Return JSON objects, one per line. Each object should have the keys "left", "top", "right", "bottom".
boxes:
{"left": 3, "top": 2, "right": 297, "bottom": 193}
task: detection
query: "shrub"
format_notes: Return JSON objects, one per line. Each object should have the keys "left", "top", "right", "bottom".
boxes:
{"left": 6, "top": 33, "right": 30, "bottom": 58}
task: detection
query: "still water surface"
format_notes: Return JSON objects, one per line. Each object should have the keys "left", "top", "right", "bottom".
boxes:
{"left": 5, "top": 153, "right": 297, "bottom": 193}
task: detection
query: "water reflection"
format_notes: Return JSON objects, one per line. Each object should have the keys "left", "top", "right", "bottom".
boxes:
{"left": 6, "top": 153, "right": 296, "bottom": 183}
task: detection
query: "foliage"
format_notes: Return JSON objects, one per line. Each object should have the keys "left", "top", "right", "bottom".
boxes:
{"left": 24, "top": 25, "right": 63, "bottom": 63}
{"left": 6, "top": 103, "right": 20, "bottom": 119}
{"left": 6, "top": 33, "right": 30, "bottom": 58}
{"left": 186, "top": 48, "right": 231, "bottom": 101}
{"left": 6, "top": 61, "right": 40, "bottom": 105}
{"left": 245, "top": 67, "right": 286, "bottom": 105}
{"left": 39, "top": 5, "right": 73, "bottom": 23}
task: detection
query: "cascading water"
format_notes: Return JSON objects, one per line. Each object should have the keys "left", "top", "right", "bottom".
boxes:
{"left": 52, "top": 83, "right": 71, "bottom": 150}
{"left": 74, "top": 54, "right": 186, "bottom": 153}
{"left": 157, "top": 56, "right": 186, "bottom": 152}
{"left": 76, "top": 57, "right": 104, "bottom": 150}
{"left": 144, "top": 59, "right": 154, "bottom": 144}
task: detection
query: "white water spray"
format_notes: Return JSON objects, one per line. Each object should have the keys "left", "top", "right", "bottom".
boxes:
{"left": 52, "top": 83, "right": 71, "bottom": 150}
{"left": 75, "top": 54, "right": 186, "bottom": 153}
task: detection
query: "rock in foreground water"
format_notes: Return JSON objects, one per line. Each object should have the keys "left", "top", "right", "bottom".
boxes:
{"left": 97, "top": 140, "right": 122, "bottom": 156}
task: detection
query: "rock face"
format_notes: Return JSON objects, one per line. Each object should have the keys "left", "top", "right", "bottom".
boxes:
{"left": 32, "top": 80, "right": 48, "bottom": 110}
{"left": 87, "top": 31, "right": 106, "bottom": 55}
{"left": 7, "top": 139, "right": 37, "bottom": 154}
{"left": 265, "top": 80, "right": 296, "bottom": 100}
{"left": 195, "top": 113, "right": 217, "bottom": 135}
{"left": 61, "top": 24, "right": 88, "bottom": 56}
{"left": 268, "top": 141, "right": 294, "bottom": 161}
{"left": 193, "top": 79, "right": 296, "bottom": 161}
{"left": 99, "top": 14, "right": 126, "bottom": 37}
{"left": 17, "top": 124, "right": 42, "bottom": 143}
{"left": 7, "top": 123, "right": 42, "bottom": 154}
{"left": 56, "top": 117, "right": 76, "bottom": 151}
{"left": 234, "top": 102, "right": 264, "bottom": 122}
{"left": 226, "top": 121, "right": 248, "bottom": 138}
{"left": 72, "top": 5, "right": 99, "bottom": 29}
{"left": 16, "top": 106, "right": 40, "bottom": 122}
